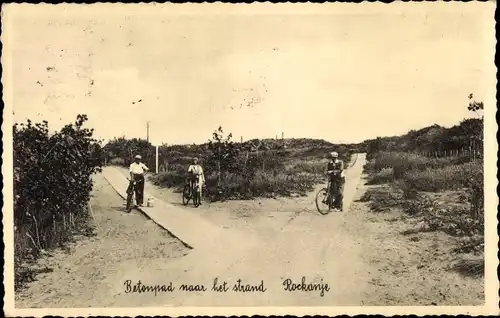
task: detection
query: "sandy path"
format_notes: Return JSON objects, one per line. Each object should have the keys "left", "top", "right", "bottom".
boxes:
{"left": 15, "top": 173, "right": 190, "bottom": 308}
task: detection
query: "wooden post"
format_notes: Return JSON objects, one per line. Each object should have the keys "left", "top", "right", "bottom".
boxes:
{"left": 244, "top": 151, "right": 249, "bottom": 175}
{"left": 473, "top": 139, "right": 476, "bottom": 161}
{"left": 217, "top": 144, "right": 221, "bottom": 185}
{"left": 469, "top": 137, "right": 473, "bottom": 160}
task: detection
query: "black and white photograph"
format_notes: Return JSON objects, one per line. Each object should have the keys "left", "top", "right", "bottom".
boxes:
{"left": 2, "top": 2, "right": 498, "bottom": 316}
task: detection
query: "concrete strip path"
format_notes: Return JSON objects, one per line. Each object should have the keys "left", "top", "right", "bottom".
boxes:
{"left": 102, "top": 166, "right": 259, "bottom": 252}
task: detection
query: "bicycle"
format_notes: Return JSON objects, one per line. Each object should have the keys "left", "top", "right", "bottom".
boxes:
{"left": 315, "top": 174, "right": 341, "bottom": 215}
{"left": 125, "top": 172, "right": 147, "bottom": 212}
{"left": 125, "top": 178, "right": 137, "bottom": 212}
{"left": 182, "top": 174, "right": 202, "bottom": 208}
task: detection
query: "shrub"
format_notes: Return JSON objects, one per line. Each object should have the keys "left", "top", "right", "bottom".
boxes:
{"left": 402, "top": 162, "right": 482, "bottom": 192}
{"left": 286, "top": 159, "right": 327, "bottom": 176}
{"left": 421, "top": 204, "right": 484, "bottom": 237}
{"left": 104, "top": 137, "right": 155, "bottom": 169}
{"left": 14, "top": 115, "right": 102, "bottom": 288}
{"left": 149, "top": 170, "right": 185, "bottom": 189}
{"left": 109, "top": 157, "right": 125, "bottom": 166}
{"left": 367, "top": 167, "right": 394, "bottom": 185}
{"left": 359, "top": 187, "right": 403, "bottom": 212}
{"left": 249, "top": 170, "right": 316, "bottom": 197}
{"left": 402, "top": 195, "right": 434, "bottom": 216}
{"left": 369, "top": 152, "right": 453, "bottom": 177}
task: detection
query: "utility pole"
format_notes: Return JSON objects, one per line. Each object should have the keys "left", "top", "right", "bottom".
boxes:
{"left": 155, "top": 145, "right": 159, "bottom": 173}
{"left": 146, "top": 121, "right": 150, "bottom": 142}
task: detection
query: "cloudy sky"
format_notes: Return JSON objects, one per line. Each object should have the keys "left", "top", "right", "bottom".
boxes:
{"left": 4, "top": 2, "right": 496, "bottom": 145}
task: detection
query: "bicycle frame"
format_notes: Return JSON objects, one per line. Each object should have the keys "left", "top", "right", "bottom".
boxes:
{"left": 326, "top": 176, "right": 341, "bottom": 205}
{"left": 126, "top": 179, "right": 137, "bottom": 212}
{"left": 126, "top": 179, "right": 136, "bottom": 194}
{"left": 188, "top": 172, "right": 200, "bottom": 187}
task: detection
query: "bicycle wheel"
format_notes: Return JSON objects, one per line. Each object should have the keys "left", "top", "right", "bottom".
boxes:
{"left": 182, "top": 184, "right": 191, "bottom": 205}
{"left": 193, "top": 188, "right": 200, "bottom": 208}
{"left": 315, "top": 188, "right": 331, "bottom": 215}
{"left": 126, "top": 191, "right": 134, "bottom": 212}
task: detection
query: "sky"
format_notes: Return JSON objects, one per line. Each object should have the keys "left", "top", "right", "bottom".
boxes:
{"left": 4, "top": 2, "right": 496, "bottom": 145}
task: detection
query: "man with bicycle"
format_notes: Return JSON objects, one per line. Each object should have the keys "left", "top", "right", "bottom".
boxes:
{"left": 128, "top": 154, "right": 149, "bottom": 207}
{"left": 187, "top": 157, "right": 205, "bottom": 204}
{"left": 326, "top": 151, "right": 345, "bottom": 211}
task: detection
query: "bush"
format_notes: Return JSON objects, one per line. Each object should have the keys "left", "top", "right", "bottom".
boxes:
{"left": 359, "top": 187, "right": 403, "bottom": 212}
{"left": 104, "top": 137, "right": 155, "bottom": 169}
{"left": 421, "top": 203, "right": 484, "bottom": 237}
{"left": 248, "top": 170, "right": 316, "bottom": 197}
{"left": 201, "top": 169, "right": 317, "bottom": 200}
{"left": 402, "top": 162, "right": 482, "bottom": 192}
{"left": 367, "top": 167, "right": 394, "bottom": 185}
{"left": 368, "top": 152, "right": 452, "bottom": 177}
{"left": 14, "top": 115, "right": 102, "bottom": 288}
{"left": 109, "top": 157, "right": 125, "bottom": 166}
{"left": 150, "top": 170, "right": 185, "bottom": 190}
{"left": 402, "top": 195, "right": 434, "bottom": 216}
{"left": 151, "top": 163, "right": 318, "bottom": 200}
{"left": 286, "top": 159, "right": 327, "bottom": 176}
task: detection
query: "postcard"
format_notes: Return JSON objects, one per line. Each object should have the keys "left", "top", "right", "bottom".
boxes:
{"left": 2, "top": 2, "right": 498, "bottom": 316}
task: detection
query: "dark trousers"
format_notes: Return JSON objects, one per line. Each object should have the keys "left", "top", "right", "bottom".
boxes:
{"left": 330, "top": 177, "right": 345, "bottom": 209}
{"left": 127, "top": 174, "right": 145, "bottom": 205}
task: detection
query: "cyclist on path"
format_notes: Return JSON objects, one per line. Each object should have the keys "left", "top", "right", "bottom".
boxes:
{"left": 187, "top": 157, "right": 205, "bottom": 203}
{"left": 326, "top": 151, "right": 345, "bottom": 211}
{"left": 129, "top": 154, "right": 149, "bottom": 207}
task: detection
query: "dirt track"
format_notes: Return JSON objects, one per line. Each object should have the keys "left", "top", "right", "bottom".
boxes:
{"left": 15, "top": 155, "right": 483, "bottom": 307}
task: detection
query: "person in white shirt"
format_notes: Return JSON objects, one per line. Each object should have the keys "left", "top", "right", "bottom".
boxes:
{"left": 187, "top": 157, "right": 205, "bottom": 202}
{"left": 128, "top": 155, "right": 149, "bottom": 207}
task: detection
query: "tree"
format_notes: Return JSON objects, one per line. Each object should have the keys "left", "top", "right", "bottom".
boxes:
{"left": 206, "top": 126, "right": 240, "bottom": 185}
{"left": 366, "top": 137, "right": 383, "bottom": 159}
{"left": 466, "top": 93, "right": 484, "bottom": 159}
{"left": 467, "top": 93, "right": 484, "bottom": 119}
{"left": 103, "top": 137, "right": 153, "bottom": 166}
{"left": 13, "top": 114, "right": 102, "bottom": 262}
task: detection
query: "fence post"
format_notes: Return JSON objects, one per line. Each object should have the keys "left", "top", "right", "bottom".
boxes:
{"left": 473, "top": 140, "right": 476, "bottom": 161}
{"left": 469, "top": 139, "right": 473, "bottom": 160}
